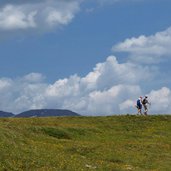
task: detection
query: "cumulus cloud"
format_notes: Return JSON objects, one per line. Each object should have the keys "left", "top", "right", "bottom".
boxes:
{"left": 118, "top": 87, "right": 171, "bottom": 115}
{"left": 0, "top": 0, "right": 147, "bottom": 33}
{"left": 112, "top": 27, "right": 171, "bottom": 64}
{"left": 0, "top": 0, "right": 81, "bottom": 31}
{"left": 0, "top": 74, "right": 47, "bottom": 113}
{"left": 0, "top": 78, "right": 12, "bottom": 90}
{"left": 148, "top": 87, "right": 171, "bottom": 114}
{"left": 23, "top": 73, "right": 45, "bottom": 83}
{"left": 0, "top": 56, "right": 167, "bottom": 115}
{"left": 0, "top": 5, "right": 36, "bottom": 30}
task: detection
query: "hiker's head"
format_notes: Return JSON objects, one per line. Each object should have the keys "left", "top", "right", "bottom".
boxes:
{"left": 140, "top": 96, "right": 142, "bottom": 99}
{"left": 145, "top": 95, "right": 148, "bottom": 98}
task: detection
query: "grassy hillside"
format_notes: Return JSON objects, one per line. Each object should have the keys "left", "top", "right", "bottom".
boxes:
{"left": 0, "top": 115, "right": 171, "bottom": 171}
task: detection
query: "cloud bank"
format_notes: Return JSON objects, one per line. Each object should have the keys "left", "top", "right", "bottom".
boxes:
{"left": 0, "top": 56, "right": 170, "bottom": 115}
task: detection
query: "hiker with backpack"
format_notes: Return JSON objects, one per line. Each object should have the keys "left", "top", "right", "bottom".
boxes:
{"left": 142, "top": 95, "right": 151, "bottom": 115}
{"left": 136, "top": 96, "right": 143, "bottom": 115}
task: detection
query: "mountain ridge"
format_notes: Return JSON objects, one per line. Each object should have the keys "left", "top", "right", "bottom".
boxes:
{"left": 0, "top": 109, "right": 81, "bottom": 118}
{"left": 0, "top": 111, "right": 14, "bottom": 117}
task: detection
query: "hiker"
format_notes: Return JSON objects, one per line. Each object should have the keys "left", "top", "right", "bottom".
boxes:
{"left": 142, "top": 95, "right": 150, "bottom": 115}
{"left": 136, "top": 96, "right": 143, "bottom": 115}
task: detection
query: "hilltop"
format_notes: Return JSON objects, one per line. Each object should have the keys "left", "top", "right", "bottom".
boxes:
{"left": 0, "top": 111, "right": 14, "bottom": 117}
{"left": 0, "top": 109, "right": 80, "bottom": 118}
{"left": 0, "top": 115, "right": 170, "bottom": 170}
{"left": 15, "top": 109, "right": 81, "bottom": 117}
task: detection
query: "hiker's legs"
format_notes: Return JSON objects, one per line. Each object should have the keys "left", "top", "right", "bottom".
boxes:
{"left": 144, "top": 105, "right": 148, "bottom": 115}
{"left": 139, "top": 108, "right": 142, "bottom": 115}
{"left": 137, "top": 105, "right": 142, "bottom": 115}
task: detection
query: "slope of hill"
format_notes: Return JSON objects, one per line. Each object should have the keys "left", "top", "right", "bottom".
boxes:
{"left": 15, "top": 109, "right": 80, "bottom": 117}
{"left": 0, "top": 111, "right": 14, "bottom": 117}
{"left": 0, "top": 115, "right": 170, "bottom": 170}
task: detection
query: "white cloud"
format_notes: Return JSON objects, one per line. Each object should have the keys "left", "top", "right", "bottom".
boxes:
{"left": 0, "top": 74, "right": 47, "bottom": 113}
{"left": 148, "top": 87, "right": 171, "bottom": 114}
{"left": 0, "top": 5, "right": 36, "bottom": 30}
{"left": 119, "top": 99, "right": 135, "bottom": 112}
{"left": 112, "top": 27, "right": 171, "bottom": 64}
{"left": 85, "top": 84, "right": 141, "bottom": 115}
{"left": 0, "top": 0, "right": 146, "bottom": 33}
{"left": 46, "top": 8, "right": 74, "bottom": 27}
{"left": 44, "top": 63, "right": 143, "bottom": 115}
{"left": 0, "top": 0, "right": 80, "bottom": 31}
{"left": 94, "top": 56, "right": 156, "bottom": 88}
{"left": 119, "top": 87, "right": 171, "bottom": 115}
{"left": 23, "top": 73, "right": 45, "bottom": 83}
{"left": 0, "top": 78, "right": 12, "bottom": 91}
{"left": 0, "top": 57, "right": 167, "bottom": 115}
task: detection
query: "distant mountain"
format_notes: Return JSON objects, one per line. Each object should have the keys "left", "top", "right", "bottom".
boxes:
{"left": 0, "top": 111, "right": 15, "bottom": 117}
{"left": 15, "top": 109, "right": 81, "bottom": 118}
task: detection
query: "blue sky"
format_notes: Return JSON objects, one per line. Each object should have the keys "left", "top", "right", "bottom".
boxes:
{"left": 0, "top": 0, "right": 171, "bottom": 115}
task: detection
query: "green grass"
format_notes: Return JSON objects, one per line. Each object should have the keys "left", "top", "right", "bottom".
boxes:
{"left": 0, "top": 115, "right": 171, "bottom": 170}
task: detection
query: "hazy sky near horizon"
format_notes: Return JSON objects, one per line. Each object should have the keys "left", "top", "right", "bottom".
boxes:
{"left": 0, "top": 0, "right": 171, "bottom": 115}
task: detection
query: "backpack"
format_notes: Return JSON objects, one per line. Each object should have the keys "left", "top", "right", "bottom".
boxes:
{"left": 137, "top": 99, "right": 141, "bottom": 106}
{"left": 142, "top": 98, "right": 147, "bottom": 104}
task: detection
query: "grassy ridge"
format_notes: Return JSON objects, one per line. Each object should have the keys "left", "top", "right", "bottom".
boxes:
{"left": 0, "top": 115, "right": 171, "bottom": 170}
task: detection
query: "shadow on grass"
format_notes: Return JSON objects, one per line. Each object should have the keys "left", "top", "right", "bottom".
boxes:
{"left": 41, "top": 127, "right": 71, "bottom": 140}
